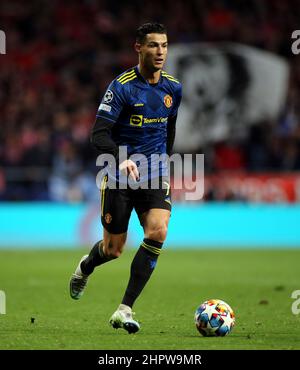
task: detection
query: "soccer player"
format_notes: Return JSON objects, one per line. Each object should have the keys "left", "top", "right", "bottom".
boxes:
{"left": 69, "top": 22, "right": 182, "bottom": 334}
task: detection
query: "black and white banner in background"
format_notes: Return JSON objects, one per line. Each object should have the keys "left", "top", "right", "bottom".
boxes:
{"left": 166, "top": 43, "right": 289, "bottom": 152}
{"left": 0, "top": 350, "right": 298, "bottom": 368}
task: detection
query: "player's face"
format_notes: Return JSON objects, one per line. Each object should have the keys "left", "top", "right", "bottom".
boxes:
{"left": 137, "top": 33, "right": 168, "bottom": 72}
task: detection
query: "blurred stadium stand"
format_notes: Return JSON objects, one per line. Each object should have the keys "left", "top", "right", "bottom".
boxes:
{"left": 1, "top": 0, "right": 300, "bottom": 203}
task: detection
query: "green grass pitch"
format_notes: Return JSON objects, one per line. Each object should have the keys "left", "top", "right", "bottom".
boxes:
{"left": 0, "top": 249, "right": 299, "bottom": 349}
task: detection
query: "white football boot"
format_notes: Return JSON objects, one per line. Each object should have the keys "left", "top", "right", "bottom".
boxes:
{"left": 109, "top": 304, "right": 140, "bottom": 334}
{"left": 69, "top": 255, "right": 89, "bottom": 300}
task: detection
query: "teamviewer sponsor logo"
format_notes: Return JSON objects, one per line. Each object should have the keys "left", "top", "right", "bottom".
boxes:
{"left": 0, "top": 30, "right": 6, "bottom": 54}
{"left": 130, "top": 115, "right": 143, "bottom": 127}
{"left": 0, "top": 290, "right": 6, "bottom": 314}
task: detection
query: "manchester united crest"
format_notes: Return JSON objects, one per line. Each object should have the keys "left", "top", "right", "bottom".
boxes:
{"left": 164, "top": 94, "right": 173, "bottom": 108}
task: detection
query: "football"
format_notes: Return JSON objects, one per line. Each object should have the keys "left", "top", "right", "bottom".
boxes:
{"left": 194, "top": 299, "right": 235, "bottom": 337}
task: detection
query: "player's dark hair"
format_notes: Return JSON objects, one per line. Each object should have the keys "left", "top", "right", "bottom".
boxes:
{"left": 136, "top": 22, "right": 167, "bottom": 44}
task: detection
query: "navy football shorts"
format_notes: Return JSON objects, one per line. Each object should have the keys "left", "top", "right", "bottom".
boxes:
{"left": 100, "top": 176, "right": 171, "bottom": 234}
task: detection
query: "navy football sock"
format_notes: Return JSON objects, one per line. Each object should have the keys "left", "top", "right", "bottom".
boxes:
{"left": 80, "top": 240, "right": 113, "bottom": 275}
{"left": 121, "top": 238, "right": 163, "bottom": 308}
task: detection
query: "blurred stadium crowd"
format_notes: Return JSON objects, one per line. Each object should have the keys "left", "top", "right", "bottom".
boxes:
{"left": 0, "top": 0, "right": 300, "bottom": 201}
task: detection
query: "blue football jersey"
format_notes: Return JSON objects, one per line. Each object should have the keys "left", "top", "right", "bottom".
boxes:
{"left": 96, "top": 65, "right": 182, "bottom": 182}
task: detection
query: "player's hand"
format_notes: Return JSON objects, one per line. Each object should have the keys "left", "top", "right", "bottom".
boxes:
{"left": 119, "top": 160, "right": 139, "bottom": 182}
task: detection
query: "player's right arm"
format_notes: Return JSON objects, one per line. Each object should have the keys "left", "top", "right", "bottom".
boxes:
{"left": 91, "top": 80, "right": 139, "bottom": 181}
{"left": 91, "top": 80, "right": 123, "bottom": 157}
{"left": 91, "top": 118, "right": 119, "bottom": 157}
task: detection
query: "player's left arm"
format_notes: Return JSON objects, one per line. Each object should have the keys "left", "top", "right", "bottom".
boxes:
{"left": 166, "top": 84, "right": 182, "bottom": 155}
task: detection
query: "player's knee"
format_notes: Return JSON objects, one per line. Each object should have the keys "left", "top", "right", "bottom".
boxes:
{"left": 106, "top": 249, "right": 122, "bottom": 259}
{"left": 147, "top": 223, "right": 168, "bottom": 242}
{"left": 104, "top": 240, "right": 125, "bottom": 259}
{"left": 103, "top": 231, "right": 127, "bottom": 259}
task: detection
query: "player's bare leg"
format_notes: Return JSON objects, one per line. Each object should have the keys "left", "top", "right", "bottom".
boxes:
{"left": 142, "top": 209, "right": 170, "bottom": 243}
{"left": 110, "top": 209, "right": 170, "bottom": 333}
{"left": 102, "top": 229, "right": 127, "bottom": 258}
{"left": 70, "top": 231, "right": 126, "bottom": 300}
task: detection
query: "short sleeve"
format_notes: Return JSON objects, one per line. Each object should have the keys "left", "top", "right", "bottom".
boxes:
{"left": 96, "top": 80, "right": 126, "bottom": 123}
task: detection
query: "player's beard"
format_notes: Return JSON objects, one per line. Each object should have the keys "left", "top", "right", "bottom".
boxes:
{"left": 150, "top": 60, "right": 164, "bottom": 73}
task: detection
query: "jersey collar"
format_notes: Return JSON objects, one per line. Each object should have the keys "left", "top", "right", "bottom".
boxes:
{"left": 134, "top": 65, "right": 162, "bottom": 86}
